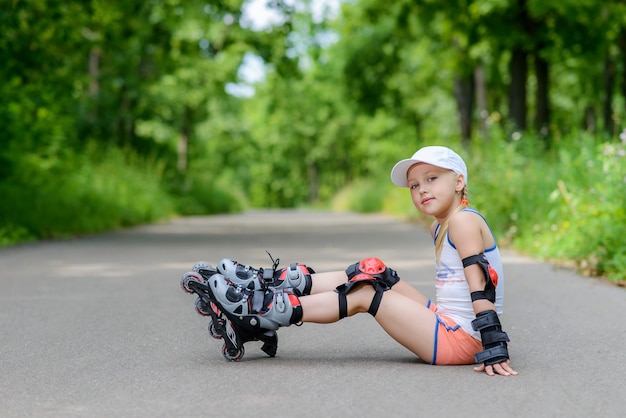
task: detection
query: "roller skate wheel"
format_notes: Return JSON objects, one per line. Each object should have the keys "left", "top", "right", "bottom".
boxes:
{"left": 222, "top": 344, "right": 245, "bottom": 362}
{"left": 194, "top": 298, "right": 211, "bottom": 316}
{"left": 208, "top": 319, "right": 224, "bottom": 339}
{"left": 193, "top": 261, "right": 212, "bottom": 273}
{"left": 180, "top": 271, "right": 203, "bottom": 294}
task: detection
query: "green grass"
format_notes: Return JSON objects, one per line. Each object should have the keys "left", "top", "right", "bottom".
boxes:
{"left": 0, "top": 145, "right": 175, "bottom": 241}
{"left": 0, "top": 143, "right": 245, "bottom": 246}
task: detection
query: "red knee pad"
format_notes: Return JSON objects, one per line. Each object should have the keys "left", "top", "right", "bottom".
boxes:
{"left": 336, "top": 258, "right": 401, "bottom": 319}
{"left": 345, "top": 257, "right": 400, "bottom": 288}
{"left": 358, "top": 257, "right": 386, "bottom": 275}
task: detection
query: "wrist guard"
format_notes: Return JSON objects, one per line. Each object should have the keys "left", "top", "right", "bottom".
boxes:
{"left": 471, "top": 310, "right": 510, "bottom": 365}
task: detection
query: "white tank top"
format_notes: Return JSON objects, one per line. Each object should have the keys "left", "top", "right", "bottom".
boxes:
{"left": 433, "top": 209, "right": 504, "bottom": 339}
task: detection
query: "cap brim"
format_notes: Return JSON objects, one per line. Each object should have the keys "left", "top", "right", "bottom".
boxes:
{"left": 390, "top": 159, "right": 420, "bottom": 187}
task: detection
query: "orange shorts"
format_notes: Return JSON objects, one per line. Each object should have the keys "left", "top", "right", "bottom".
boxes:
{"left": 428, "top": 301, "right": 482, "bottom": 365}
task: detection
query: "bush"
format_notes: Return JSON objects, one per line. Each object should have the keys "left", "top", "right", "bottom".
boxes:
{"left": 374, "top": 133, "right": 626, "bottom": 284}
{"left": 172, "top": 173, "right": 245, "bottom": 216}
{"left": 331, "top": 179, "right": 386, "bottom": 213}
{"left": 0, "top": 144, "right": 175, "bottom": 243}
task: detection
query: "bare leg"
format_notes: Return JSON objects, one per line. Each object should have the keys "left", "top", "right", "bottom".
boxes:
{"left": 300, "top": 285, "right": 437, "bottom": 362}
{"left": 310, "top": 271, "right": 430, "bottom": 306}
{"left": 309, "top": 271, "right": 348, "bottom": 294}
{"left": 389, "top": 280, "right": 430, "bottom": 306}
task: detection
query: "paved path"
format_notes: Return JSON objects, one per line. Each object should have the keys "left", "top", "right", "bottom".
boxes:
{"left": 1, "top": 210, "right": 624, "bottom": 417}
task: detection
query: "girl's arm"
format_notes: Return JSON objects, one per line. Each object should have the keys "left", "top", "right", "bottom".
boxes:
{"left": 449, "top": 212, "right": 518, "bottom": 376}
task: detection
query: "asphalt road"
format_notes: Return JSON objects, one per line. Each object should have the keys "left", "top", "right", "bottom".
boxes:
{"left": 1, "top": 210, "right": 624, "bottom": 417}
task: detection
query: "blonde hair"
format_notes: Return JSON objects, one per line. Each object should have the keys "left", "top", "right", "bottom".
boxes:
{"left": 435, "top": 186, "right": 469, "bottom": 264}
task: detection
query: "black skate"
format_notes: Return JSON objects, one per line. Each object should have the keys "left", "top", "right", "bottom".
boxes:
{"left": 180, "top": 263, "right": 279, "bottom": 361}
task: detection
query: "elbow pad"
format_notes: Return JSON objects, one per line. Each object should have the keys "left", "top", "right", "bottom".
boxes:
{"left": 463, "top": 253, "right": 498, "bottom": 303}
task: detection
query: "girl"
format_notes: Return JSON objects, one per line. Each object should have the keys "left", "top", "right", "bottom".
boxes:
{"left": 184, "top": 146, "right": 517, "bottom": 376}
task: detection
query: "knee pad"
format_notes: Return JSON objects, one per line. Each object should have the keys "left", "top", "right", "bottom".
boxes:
{"left": 344, "top": 257, "right": 400, "bottom": 289}
{"left": 335, "top": 257, "right": 400, "bottom": 318}
{"left": 462, "top": 254, "right": 498, "bottom": 303}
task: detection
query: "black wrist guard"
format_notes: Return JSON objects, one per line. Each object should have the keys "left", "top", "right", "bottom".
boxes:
{"left": 471, "top": 310, "right": 510, "bottom": 365}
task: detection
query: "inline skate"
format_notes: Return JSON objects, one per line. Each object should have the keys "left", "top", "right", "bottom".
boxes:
{"left": 215, "top": 255, "right": 314, "bottom": 296}
{"left": 180, "top": 260, "right": 302, "bottom": 361}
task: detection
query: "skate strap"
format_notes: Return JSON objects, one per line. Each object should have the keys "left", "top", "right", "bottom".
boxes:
{"left": 338, "top": 292, "right": 348, "bottom": 319}
{"left": 251, "top": 290, "right": 266, "bottom": 312}
{"left": 261, "top": 268, "right": 275, "bottom": 286}
{"left": 336, "top": 281, "right": 385, "bottom": 318}
{"left": 367, "top": 289, "right": 384, "bottom": 316}
{"left": 266, "top": 250, "right": 280, "bottom": 271}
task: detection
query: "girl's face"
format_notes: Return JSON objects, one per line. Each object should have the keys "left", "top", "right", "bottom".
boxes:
{"left": 406, "top": 163, "right": 465, "bottom": 220}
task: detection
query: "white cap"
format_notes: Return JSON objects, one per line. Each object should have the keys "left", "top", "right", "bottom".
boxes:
{"left": 390, "top": 146, "right": 468, "bottom": 187}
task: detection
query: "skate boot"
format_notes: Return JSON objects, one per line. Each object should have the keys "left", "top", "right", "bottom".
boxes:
{"left": 216, "top": 257, "right": 314, "bottom": 296}
{"left": 206, "top": 272, "right": 303, "bottom": 332}
{"left": 180, "top": 269, "right": 279, "bottom": 361}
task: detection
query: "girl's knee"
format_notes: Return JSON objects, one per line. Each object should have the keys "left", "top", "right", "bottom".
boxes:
{"left": 346, "top": 284, "right": 376, "bottom": 314}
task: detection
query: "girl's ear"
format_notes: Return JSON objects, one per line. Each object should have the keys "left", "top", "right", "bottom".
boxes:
{"left": 455, "top": 174, "right": 466, "bottom": 192}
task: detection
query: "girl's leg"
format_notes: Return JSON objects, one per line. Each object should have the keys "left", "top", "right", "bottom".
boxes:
{"left": 309, "top": 271, "right": 348, "bottom": 293}
{"left": 388, "top": 280, "right": 430, "bottom": 306}
{"left": 216, "top": 257, "right": 430, "bottom": 307}
{"left": 310, "top": 270, "right": 429, "bottom": 306}
{"left": 310, "top": 260, "right": 429, "bottom": 307}
{"left": 300, "top": 284, "right": 437, "bottom": 362}
{"left": 372, "top": 289, "right": 437, "bottom": 361}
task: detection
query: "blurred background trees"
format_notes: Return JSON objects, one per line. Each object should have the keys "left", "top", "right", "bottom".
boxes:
{"left": 1, "top": 0, "right": 625, "bottom": 282}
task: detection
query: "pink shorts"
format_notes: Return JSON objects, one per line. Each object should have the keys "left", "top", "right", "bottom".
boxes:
{"left": 428, "top": 301, "right": 482, "bottom": 365}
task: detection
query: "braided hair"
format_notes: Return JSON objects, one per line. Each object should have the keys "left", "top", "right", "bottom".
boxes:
{"left": 434, "top": 186, "right": 469, "bottom": 264}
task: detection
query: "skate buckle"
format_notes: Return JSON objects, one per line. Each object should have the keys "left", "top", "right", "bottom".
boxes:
{"left": 262, "top": 269, "right": 274, "bottom": 285}
{"left": 287, "top": 263, "right": 299, "bottom": 280}
{"left": 275, "top": 291, "right": 286, "bottom": 313}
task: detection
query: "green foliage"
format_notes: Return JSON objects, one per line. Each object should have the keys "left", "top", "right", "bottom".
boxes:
{"left": 331, "top": 179, "right": 386, "bottom": 213}
{"left": 171, "top": 161, "right": 246, "bottom": 216}
{"left": 0, "top": 145, "right": 174, "bottom": 241}
{"left": 2, "top": 0, "right": 626, "bottom": 284}
{"left": 373, "top": 133, "right": 626, "bottom": 283}
{"left": 505, "top": 136, "right": 626, "bottom": 282}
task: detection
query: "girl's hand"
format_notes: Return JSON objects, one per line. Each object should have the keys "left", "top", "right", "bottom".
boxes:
{"left": 474, "top": 359, "right": 518, "bottom": 376}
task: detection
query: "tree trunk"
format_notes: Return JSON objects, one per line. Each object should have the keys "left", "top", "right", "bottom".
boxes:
{"left": 583, "top": 106, "right": 596, "bottom": 133}
{"left": 508, "top": 47, "right": 527, "bottom": 132}
{"left": 454, "top": 73, "right": 474, "bottom": 144}
{"left": 307, "top": 163, "right": 319, "bottom": 202}
{"left": 534, "top": 54, "right": 550, "bottom": 138}
{"left": 89, "top": 47, "right": 100, "bottom": 97}
{"left": 178, "top": 107, "right": 192, "bottom": 174}
{"left": 619, "top": 28, "right": 626, "bottom": 131}
{"left": 474, "top": 65, "right": 489, "bottom": 140}
{"left": 85, "top": 47, "right": 101, "bottom": 128}
{"left": 603, "top": 56, "right": 616, "bottom": 136}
